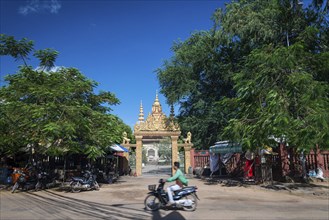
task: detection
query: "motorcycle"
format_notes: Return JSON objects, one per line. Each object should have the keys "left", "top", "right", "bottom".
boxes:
{"left": 11, "top": 168, "right": 36, "bottom": 193}
{"left": 35, "top": 171, "right": 57, "bottom": 191}
{"left": 93, "top": 169, "right": 118, "bottom": 184}
{"left": 144, "top": 179, "right": 199, "bottom": 211}
{"left": 69, "top": 170, "right": 100, "bottom": 193}
{"left": 105, "top": 171, "right": 119, "bottom": 184}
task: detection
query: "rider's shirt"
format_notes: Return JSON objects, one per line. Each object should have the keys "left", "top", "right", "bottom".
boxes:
{"left": 166, "top": 169, "right": 188, "bottom": 186}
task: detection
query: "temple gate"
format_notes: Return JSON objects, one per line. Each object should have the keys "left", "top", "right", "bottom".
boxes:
{"left": 121, "top": 93, "right": 193, "bottom": 176}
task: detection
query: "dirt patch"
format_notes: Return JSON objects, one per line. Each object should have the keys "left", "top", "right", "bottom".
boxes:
{"left": 109, "top": 190, "right": 146, "bottom": 200}
{"left": 200, "top": 176, "right": 329, "bottom": 200}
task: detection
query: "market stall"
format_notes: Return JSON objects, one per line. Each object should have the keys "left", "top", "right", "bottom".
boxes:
{"left": 209, "top": 141, "right": 242, "bottom": 177}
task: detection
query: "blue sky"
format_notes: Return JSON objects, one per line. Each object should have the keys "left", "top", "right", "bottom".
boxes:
{"left": 1, "top": 0, "right": 227, "bottom": 128}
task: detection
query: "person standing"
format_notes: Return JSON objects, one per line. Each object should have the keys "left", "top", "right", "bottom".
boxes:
{"left": 166, "top": 161, "right": 188, "bottom": 206}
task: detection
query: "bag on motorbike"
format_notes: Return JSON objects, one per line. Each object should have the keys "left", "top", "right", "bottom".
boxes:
{"left": 176, "top": 179, "right": 183, "bottom": 188}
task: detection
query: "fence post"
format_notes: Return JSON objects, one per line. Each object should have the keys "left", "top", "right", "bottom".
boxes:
{"left": 190, "top": 148, "right": 195, "bottom": 169}
{"left": 316, "top": 145, "right": 325, "bottom": 170}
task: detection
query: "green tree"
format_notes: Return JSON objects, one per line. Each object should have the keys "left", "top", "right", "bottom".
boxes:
{"left": 223, "top": 43, "right": 329, "bottom": 150}
{"left": 0, "top": 35, "right": 132, "bottom": 160}
{"left": 157, "top": 30, "right": 237, "bottom": 148}
{"left": 0, "top": 34, "right": 33, "bottom": 66}
{"left": 142, "top": 148, "right": 148, "bottom": 164}
{"left": 220, "top": 0, "right": 329, "bottom": 151}
{"left": 157, "top": 0, "right": 329, "bottom": 151}
{"left": 156, "top": 137, "right": 171, "bottom": 162}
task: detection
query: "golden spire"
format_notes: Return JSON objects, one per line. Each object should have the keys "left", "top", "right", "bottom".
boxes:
{"left": 152, "top": 90, "right": 162, "bottom": 114}
{"left": 154, "top": 90, "right": 160, "bottom": 105}
{"left": 155, "top": 90, "right": 159, "bottom": 101}
{"left": 138, "top": 100, "right": 144, "bottom": 122}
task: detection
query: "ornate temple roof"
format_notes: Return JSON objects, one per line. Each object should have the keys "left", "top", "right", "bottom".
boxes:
{"left": 134, "top": 92, "right": 180, "bottom": 132}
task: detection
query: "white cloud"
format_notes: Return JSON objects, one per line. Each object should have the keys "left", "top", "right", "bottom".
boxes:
{"left": 18, "top": 0, "right": 62, "bottom": 15}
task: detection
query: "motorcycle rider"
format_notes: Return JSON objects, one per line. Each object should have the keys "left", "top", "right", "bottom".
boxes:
{"left": 166, "top": 161, "right": 188, "bottom": 206}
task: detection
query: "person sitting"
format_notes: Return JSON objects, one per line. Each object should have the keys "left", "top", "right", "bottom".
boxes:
{"left": 166, "top": 161, "right": 188, "bottom": 206}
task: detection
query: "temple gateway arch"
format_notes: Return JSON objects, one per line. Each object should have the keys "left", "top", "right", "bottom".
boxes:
{"left": 121, "top": 93, "right": 193, "bottom": 176}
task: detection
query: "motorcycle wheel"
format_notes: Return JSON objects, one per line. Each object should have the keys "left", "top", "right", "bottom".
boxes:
{"left": 35, "top": 181, "right": 41, "bottom": 191}
{"left": 182, "top": 194, "right": 198, "bottom": 211}
{"left": 48, "top": 180, "right": 57, "bottom": 189}
{"left": 144, "top": 195, "right": 161, "bottom": 211}
{"left": 11, "top": 182, "right": 19, "bottom": 193}
{"left": 94, "top": 181, "right": 100, "bottom": 190}
{"left": 70, "top": 181, "right": 81, "bottom": 193}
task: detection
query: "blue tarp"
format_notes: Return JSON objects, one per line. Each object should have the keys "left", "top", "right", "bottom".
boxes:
{"left": 110, "top": 144, "right": 129, "bottom": 152}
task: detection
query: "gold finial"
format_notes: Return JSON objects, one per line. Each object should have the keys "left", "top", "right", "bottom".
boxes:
{"left": 138, "top": 100, "right": 144, "bottom": 121}
{"left": 152, "top": 90, "right": 162, "bottom": 113}
{"left": 155, "top": 90, "right": 159, "bottom": 102}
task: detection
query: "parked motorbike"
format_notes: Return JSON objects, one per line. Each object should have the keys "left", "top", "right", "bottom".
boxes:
{"left": 93, "top": 169, "right": 118, "bottom": 184}
{"left": 144, "top": 179, "right": 199, "bottom": 211}
{"left": 35, "top": 171, "right": 57, "bottom": 191}
{"left": 11, "top": 168, "right": 36, "bottom": 193}
{"left": 105, "top": 171, "right": 119, "bottom": 184}
{"left": 69, "top": 170, "right": 100, "bottom": 193}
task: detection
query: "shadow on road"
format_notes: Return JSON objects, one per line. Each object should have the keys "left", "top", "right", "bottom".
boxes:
{"left": 261, "top": 182, "right": 329, "bottom": 191}
{"left": 202, "top": 177, "right": 251, "bottom": 188}
{"left": 151, "top": 210, "right": 186, "bottom": 220}
{"left": 201, "top": 176, "right": 329, "bottom": 197}
{"left": 24, "top": 189, "right": 188, "bottom": 220}
{"left": 24, "top": 190, "right": 150, "bottom": 219}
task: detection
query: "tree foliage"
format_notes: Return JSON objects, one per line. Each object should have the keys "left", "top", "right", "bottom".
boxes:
{"left": 157, "top": 0, "right": 329, "bottom": 151}
{"left": 225, "top": 43, "right": 329, "bottom": 150}
{"left": 0, "top": 34, "right": 34, "bottom": 66}
{"left": 0, "top": 35, "right": 133, "bottom": 160}
{"left": 34, "top": 49, "right": 59, "bottom": 71}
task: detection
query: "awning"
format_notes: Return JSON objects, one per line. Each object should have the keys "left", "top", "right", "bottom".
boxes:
{"left": 110, "top": 144, "right": 129, "bottom": 152}
{"left": 209, "top": 141, "right": 242, "bottom": 154}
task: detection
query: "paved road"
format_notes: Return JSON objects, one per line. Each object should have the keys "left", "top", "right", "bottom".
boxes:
{"left": 142, "top": 164, "right": 172, "bottom": 177}
{"left": 1, "top": 175, "right": 328, "bottom": 220}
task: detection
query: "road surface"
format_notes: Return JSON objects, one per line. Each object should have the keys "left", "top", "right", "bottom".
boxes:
{"left": 1, "top": 173, "right": 328, "bottom": 220}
